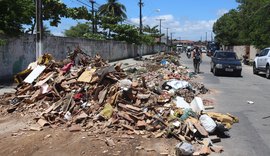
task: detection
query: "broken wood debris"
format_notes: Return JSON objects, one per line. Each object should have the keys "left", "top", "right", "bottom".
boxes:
{"left": 0, "top": 50, "right": 239, "bottom": 155}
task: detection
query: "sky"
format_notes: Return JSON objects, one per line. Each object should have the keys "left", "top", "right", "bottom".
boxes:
{"left": 49, "top": 0, "right": 239, "bottom": 41}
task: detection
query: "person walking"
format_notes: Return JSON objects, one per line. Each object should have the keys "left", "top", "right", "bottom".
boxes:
{"left": 192, "top": 46, "right": 202, "bottom": 73}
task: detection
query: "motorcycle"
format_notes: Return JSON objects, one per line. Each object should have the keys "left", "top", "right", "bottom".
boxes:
{"left": 186, "top": 50, "right": 191, "bottom": 59}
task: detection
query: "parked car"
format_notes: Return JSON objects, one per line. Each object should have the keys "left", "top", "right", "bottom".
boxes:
{"left": 210, "top": 51, "right": 242, "bottom": 76}
{"left": 207, "top": 42, "right": 220, "bottom": 56}
{"left": 253, "top": 47, "right": 270, "bottom": 79}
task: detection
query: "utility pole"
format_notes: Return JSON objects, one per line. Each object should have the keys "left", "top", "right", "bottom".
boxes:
{"left": 90, "top": 0, "right": 95, "bottom": 34}
{"left": 156, "top": 19, "right": 165, "bottom": 43}
{"left": 170, "top": 32, "right": 174, "bottom": 46}
{"left": 166, "top": 28, "right": 169, "bottom": 45}
{"left": 211, "top": 32, "right": 213, "bottom": 42}
{"left": 139, "top": 0, "right": 143, "bottom": 34}
{"left": 36, "top": 0, "right": 43, "bottom": 60}
{"left": 205, "top": 32, "right": 208, "bottom": 43}
{"left": 170, "top": 32, "right": 175, "bottom": 51}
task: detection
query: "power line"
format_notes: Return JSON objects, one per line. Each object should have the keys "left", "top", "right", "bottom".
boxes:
{"left": 76, "top": 0, "right": 91, "bottom": 8}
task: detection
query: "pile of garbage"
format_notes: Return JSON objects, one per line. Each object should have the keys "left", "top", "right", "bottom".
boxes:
{"left": 0, "top": 48, "right": 238, "bottom": 155}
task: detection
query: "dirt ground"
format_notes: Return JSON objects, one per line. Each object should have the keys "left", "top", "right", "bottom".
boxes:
{"left": 0, "top": 113, "right": 178, "bottom": 156}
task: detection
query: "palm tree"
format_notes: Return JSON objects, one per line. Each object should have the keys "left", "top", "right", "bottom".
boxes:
{"left": 143, "top": 25, "right": 159, "bottom": 34}
{"left": 98, "top": 0, "right": 127, "bottom": 22}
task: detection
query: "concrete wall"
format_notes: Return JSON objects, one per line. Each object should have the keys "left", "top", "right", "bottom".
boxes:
{"left": 0, "top": 35, "right": 166, "bottom": 81}
{"left": 233, "top": 45, "right": 260, "bottom": 60}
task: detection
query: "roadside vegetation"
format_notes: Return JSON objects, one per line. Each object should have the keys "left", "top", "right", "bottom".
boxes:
{"left": 213, "top": 0, "right": 270, "bottom": 49}
{"left": 0, "top": 0, "right": 162, "bottom": 46}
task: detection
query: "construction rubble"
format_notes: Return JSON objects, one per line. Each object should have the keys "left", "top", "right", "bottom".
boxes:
{"left": 0, "top": 48, "right": 238, "bottom": 155}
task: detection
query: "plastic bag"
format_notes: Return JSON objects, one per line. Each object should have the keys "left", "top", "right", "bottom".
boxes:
{"left": 199, "top": 114, "right": 216, "bottom": 133}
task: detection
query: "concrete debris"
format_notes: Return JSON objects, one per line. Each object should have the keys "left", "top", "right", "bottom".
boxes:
{"left": 175, "top": 142, "right": 194, "bottom": 156}
{"left": 0, "top": 49, "right": 239, "bottom": 155}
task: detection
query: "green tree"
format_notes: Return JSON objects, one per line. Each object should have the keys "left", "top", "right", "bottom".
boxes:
{"left": 64, "top": 23, "right": 92, "bottom": 38}
{"left": 64, "top": 22, "right": 105, "bottom": 40}
{"left": 0, "top": 0, "right": 90, "bottom": 36}
{"left": 98, "top": 0, "right": 127, "bottom": 24}
{"left": 107, "top": 24, "right": 155, "bottom": 45}
{"left": 213, "top": 0, "right": 270, "bottom": 49}
{"left": 110, "top": 24, "right": 140, "bottom": 44}
{"left": 0, "top": 0, "right": 34, "bottom": 36}
{"left": 213, "top": 9, "right": 241, "bottom": 46}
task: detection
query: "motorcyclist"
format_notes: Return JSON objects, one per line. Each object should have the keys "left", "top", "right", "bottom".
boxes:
{"left": 186, "top": 48, "right": 191, "bottom": 58}
{"left": 192, "top": 46, "right": 202, "bottom": 73}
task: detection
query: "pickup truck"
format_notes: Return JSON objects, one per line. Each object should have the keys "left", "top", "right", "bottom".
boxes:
{"left": 253, "top": 47, "right": 270, "bottom": 79}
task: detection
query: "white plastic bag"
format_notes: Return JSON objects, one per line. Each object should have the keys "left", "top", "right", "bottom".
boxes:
{"left": 199, "top": 114, "right": 217, "bottom": 133}
{"left": 166, "top": 79, "right": 190, "bottom": 90}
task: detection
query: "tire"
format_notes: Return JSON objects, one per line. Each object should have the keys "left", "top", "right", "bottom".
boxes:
{"left": 266, "top": 65, "right": 270, "bottom": 79}
{"left": 253, "top": 64, "right": 258, "bottom": 75}
{"left": 235, "top": 71, "right": 242, "bottom": 77}
{"left": 213, "top": 67, "right": 219, "bottom": 76}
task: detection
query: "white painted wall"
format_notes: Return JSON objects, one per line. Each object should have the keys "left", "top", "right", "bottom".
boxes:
{"left": 0, "top": 35, "right": 166, "bottom": 81}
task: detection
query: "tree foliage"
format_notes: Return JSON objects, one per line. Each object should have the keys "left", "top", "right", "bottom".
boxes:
{"left": 0, "top": 0, "right": 90, "bottom": 36}
{"left": 0, "top": 0, "right": 34, "bottom": 36}
{"left": 213, "top": 0, "right": 270, "bottom": 49}
{"left": 98, "top": 0, "right": 127, "bottom": 23}
{"left": 64, "top": 23, "right": 92, "bottom": 38}
{"left": 213, "top": 10, "right": 241, "bottom": 45}
{"left": 64, "top": 22, "right": 105, "bottom": 40}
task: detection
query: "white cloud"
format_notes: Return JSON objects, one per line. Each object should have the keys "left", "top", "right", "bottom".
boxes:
{"left": 129, "top": 14, "right": 216, "bottom": 40}
{"left": 217, "top": 9, "right": 229, "bottom": 17}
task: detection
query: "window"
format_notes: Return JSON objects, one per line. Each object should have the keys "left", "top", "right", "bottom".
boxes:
{"left": 265, "top": 49, "right": 270, "bottom": 56}
{"left": 216, "top": 52, "right": 236, "bottom": 59}
{"left": 259, "top": 49, "right": 268, "bottom": 56}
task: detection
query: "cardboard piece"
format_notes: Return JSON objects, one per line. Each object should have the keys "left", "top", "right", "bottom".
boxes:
{"left": 77, "top": 68, "right": 96, "bottom": 83}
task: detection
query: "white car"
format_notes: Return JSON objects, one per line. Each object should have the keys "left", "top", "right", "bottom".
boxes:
{"left": 253, "top": 47, "right": 270, "bottom": 79}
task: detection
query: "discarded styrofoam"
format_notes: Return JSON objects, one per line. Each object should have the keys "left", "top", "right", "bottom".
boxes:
{"left": 174, "top": 96, "right": 191, "bottom": 109}
{"left": 166, "top": 79, "right": 189, "bottom": 90}
{"left": 64, "top": 111, "right": 72, "bottom": 121}
{"left": 173, "top": 121, "right": 181, "bottom": 128}
{"left": 190, "top": 97, "right": 205, "bottom": 112}
{"left": 24, "top": 65, "right": 46, "bottom": 83}
{"left": 199, "top": 114, "right": 217, "bottom": 133}
{"left": 119, "top": 79, "right": 132, "bottom": 91}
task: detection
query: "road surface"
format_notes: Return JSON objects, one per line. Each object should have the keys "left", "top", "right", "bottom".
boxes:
{"left": 181, "top": 52, "right": 270, "bottom": 156}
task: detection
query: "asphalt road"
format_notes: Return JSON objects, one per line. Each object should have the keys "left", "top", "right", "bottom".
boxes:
{"left": 181, "top": 52, "right": 270, "bottom": 156}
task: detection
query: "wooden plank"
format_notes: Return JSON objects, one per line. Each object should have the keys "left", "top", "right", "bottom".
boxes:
{"left": 209, "top": 135, "right": 221, "bottom": 143}
{"left": 77, "top": 68, "right": 96, "bottom": 83}
{"left": 193, "top": 122, "right": 208, "bottom": 137}
{"left": 125, "top": 105, "right": 141, "bottom": 112}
